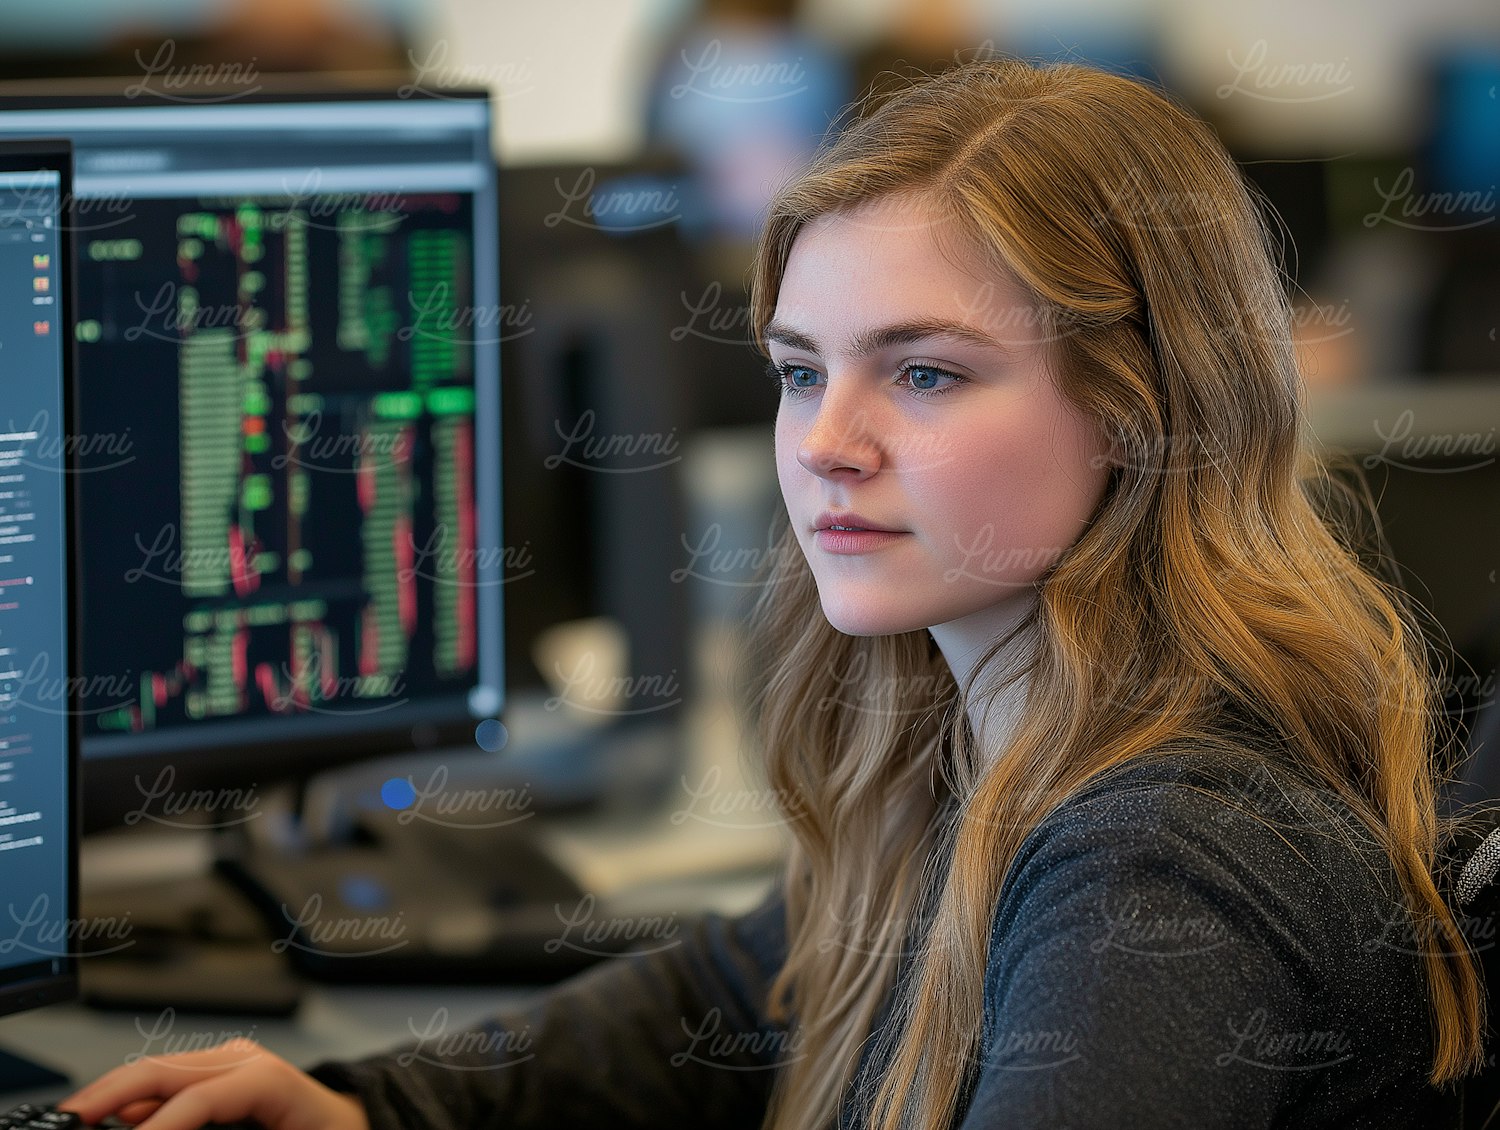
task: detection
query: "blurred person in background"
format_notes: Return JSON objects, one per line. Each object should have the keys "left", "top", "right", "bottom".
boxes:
{"left": 645, "top": 0, "right": 852, "bottom": 253}
{"left": 0, "top": 0, "right": 414, "bottom": 81}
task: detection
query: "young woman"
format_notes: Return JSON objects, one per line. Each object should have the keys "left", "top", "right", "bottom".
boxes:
{"left": 63, "top": 57, "right": 1482, "bottom": 1130}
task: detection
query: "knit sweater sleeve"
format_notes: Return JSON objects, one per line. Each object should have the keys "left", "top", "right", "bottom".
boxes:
{"left": 954, "top": 758, "right": 1444, "bottom": 1129}
{"left": 306, "top": 887, "right": 789, "bottom": 1130}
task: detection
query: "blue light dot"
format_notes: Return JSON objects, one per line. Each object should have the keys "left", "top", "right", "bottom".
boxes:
{"left": 339, "top": 874, "right": 390, "bottom": 912}
{"left": 380, "top": 777, "right": 416, "bottom": 810}
{"left": 475, "top": 719, "right": 508, "bottom": 752}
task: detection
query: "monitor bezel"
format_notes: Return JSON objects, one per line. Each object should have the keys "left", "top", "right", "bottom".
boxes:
{"left": 0, "top": 137, "right": 80, "bottom": 1017}
{"left": 0, "top": 84, "right": 503, "bottom": 834}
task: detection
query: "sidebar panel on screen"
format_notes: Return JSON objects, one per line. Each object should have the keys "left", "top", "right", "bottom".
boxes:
{"left": 0, "top": 166, "right": 70, "bottom": 990}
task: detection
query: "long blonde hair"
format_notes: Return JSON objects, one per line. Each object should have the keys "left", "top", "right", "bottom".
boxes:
{"left": 744, "top": 58, "right": 1482, "bottom": 1130}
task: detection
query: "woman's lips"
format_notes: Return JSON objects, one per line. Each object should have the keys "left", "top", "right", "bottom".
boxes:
{"left": 812, "top": 527, "right": 909, "bottom": 554}
{"left": 812, "top": 510, "right": 900, "bottom": 534}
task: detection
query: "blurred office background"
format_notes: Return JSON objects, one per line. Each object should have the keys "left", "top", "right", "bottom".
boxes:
{"left": 1, "top": 0, "right": 1497, "bottom": 822}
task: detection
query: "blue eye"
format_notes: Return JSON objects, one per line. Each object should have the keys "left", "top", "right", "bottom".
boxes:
{"left": 898, "top": 364, "right": 964, "bottom": 397}
{"left": 768, "top": 361, "right": 822, "bottom": 398}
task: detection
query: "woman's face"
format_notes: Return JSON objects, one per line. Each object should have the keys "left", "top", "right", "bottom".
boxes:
{"left": 770, "top": 192, "right": 1111, "bottom": 643}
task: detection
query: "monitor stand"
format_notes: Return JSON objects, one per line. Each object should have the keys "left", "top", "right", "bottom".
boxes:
{"left": 210, "top": 715, "right": 684, "bottom": 984}
{"left": 213, "top": 796, "right": 617, "bottom": 985}
{"left": 76, "top": 816, "right": 598, "bottom": 1015}
{"left": 79, "top": 723, "right": 684, "bottom": 1010}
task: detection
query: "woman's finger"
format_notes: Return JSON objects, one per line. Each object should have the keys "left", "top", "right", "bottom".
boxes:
{"left": 112, "top": 1097, "right": 165, "bottom": 1125}
{"left": 129, "top": 1056, "right": 368, "bottom": 1130}
{"left": 59, "top": 1038, "right": 269, "bottom": 1124}
{"left": 130, "top": 1072, "right": 260, "bottom": 1130}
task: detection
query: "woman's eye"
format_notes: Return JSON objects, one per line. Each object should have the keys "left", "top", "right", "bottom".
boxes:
{"left": 769, "top": 362, "right": 822, "bottom": 396}
{"left": 898, "top": 365, "right": 963, "bottom": 396}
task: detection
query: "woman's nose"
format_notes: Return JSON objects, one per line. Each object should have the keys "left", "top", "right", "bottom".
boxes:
{"left": 796, "top": 384, "right": 882, "bottom": 479}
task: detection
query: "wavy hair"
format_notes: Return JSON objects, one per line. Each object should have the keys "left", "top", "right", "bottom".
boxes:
{"left": 743, "top": 57, "right": 1482, "bottom": 1130}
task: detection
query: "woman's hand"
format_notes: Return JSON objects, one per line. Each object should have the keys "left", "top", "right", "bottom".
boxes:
{"left": 57, "top": 1038, "right": 372, "bottom": 1130}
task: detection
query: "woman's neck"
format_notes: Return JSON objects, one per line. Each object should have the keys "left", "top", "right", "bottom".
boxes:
{"left": 928, "top": 593, "right": 1036, "bottom": 760}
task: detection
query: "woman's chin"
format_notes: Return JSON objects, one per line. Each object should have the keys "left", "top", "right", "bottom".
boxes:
{"left": 820, "top": 601, "right": 921, "bottom": 638}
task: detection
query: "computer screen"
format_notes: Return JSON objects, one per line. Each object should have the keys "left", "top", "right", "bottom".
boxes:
{"left": 0, "top": 89, "right": 502, "bottom": 830}
{"left": 0, "top": 139, "right": 79, "bottom": 1073}
{"left": 1427, "top": 45, "right": 1500, "bottom": 199}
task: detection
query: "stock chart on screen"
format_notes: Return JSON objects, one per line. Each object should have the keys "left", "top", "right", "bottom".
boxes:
{"left": 0, "top": 96, "right": 503, "bottom": 762}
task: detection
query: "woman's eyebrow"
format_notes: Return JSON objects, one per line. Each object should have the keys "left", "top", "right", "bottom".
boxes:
{"left": 848, "top": 319, "right": 1012, "bottom": 357}
{"left": 762, "top": 318, "right": 1015, "bottom": 358}
{"left": 763, "top": 321, "right": 820, "bottom": 353}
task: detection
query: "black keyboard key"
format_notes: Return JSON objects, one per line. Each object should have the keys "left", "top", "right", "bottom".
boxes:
{"left": 0, "top": 1107, "right": 82, "bottom": 1129}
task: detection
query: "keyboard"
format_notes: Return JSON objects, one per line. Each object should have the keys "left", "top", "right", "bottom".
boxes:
{"left": 0, "top": 1108, "right": 88, "bottom": 1129}
{"left": 0, "top": 1104, "right": 95, "bottom": 1122}
{"left": 0, "top": 1105, "right": 257, "bottom": 1129}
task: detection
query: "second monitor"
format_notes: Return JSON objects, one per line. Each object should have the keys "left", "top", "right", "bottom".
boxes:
{"left": 0, "top": 87, "right": 506, "bottom": 828}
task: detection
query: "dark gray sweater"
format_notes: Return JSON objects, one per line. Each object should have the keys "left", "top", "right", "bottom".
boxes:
{"left": 309, "top": 751, "right": 1455, "bottom": 1128}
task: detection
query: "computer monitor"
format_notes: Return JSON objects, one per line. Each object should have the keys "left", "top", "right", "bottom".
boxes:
{"left": 1417, "top": 45, "right": 1500, "bottom": 375}
{"left": 0, "top": 139, "right": 81, "bottom": 1091}
{"left": 0, "top": 85, "right": 504, "bottom": 832}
